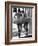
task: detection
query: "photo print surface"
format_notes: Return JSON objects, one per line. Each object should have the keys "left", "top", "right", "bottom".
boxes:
{"left": 11, "top": 6, "right": 32, "bottom": 39}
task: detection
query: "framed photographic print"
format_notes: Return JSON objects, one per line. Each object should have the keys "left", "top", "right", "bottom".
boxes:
{"left": 5, "top": 1, "right": 37, "bottom": 45}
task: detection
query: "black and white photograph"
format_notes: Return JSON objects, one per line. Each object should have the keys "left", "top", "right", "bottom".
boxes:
{"left": 5, "top": 2, "right": 37, "bottom": 44}
{"left": 11, "top": 7, "right": 32, "bottom": 39}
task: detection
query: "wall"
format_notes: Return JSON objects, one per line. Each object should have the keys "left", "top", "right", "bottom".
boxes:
{"left": 0, "top": 0, "right": 38, "bottom": 46}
